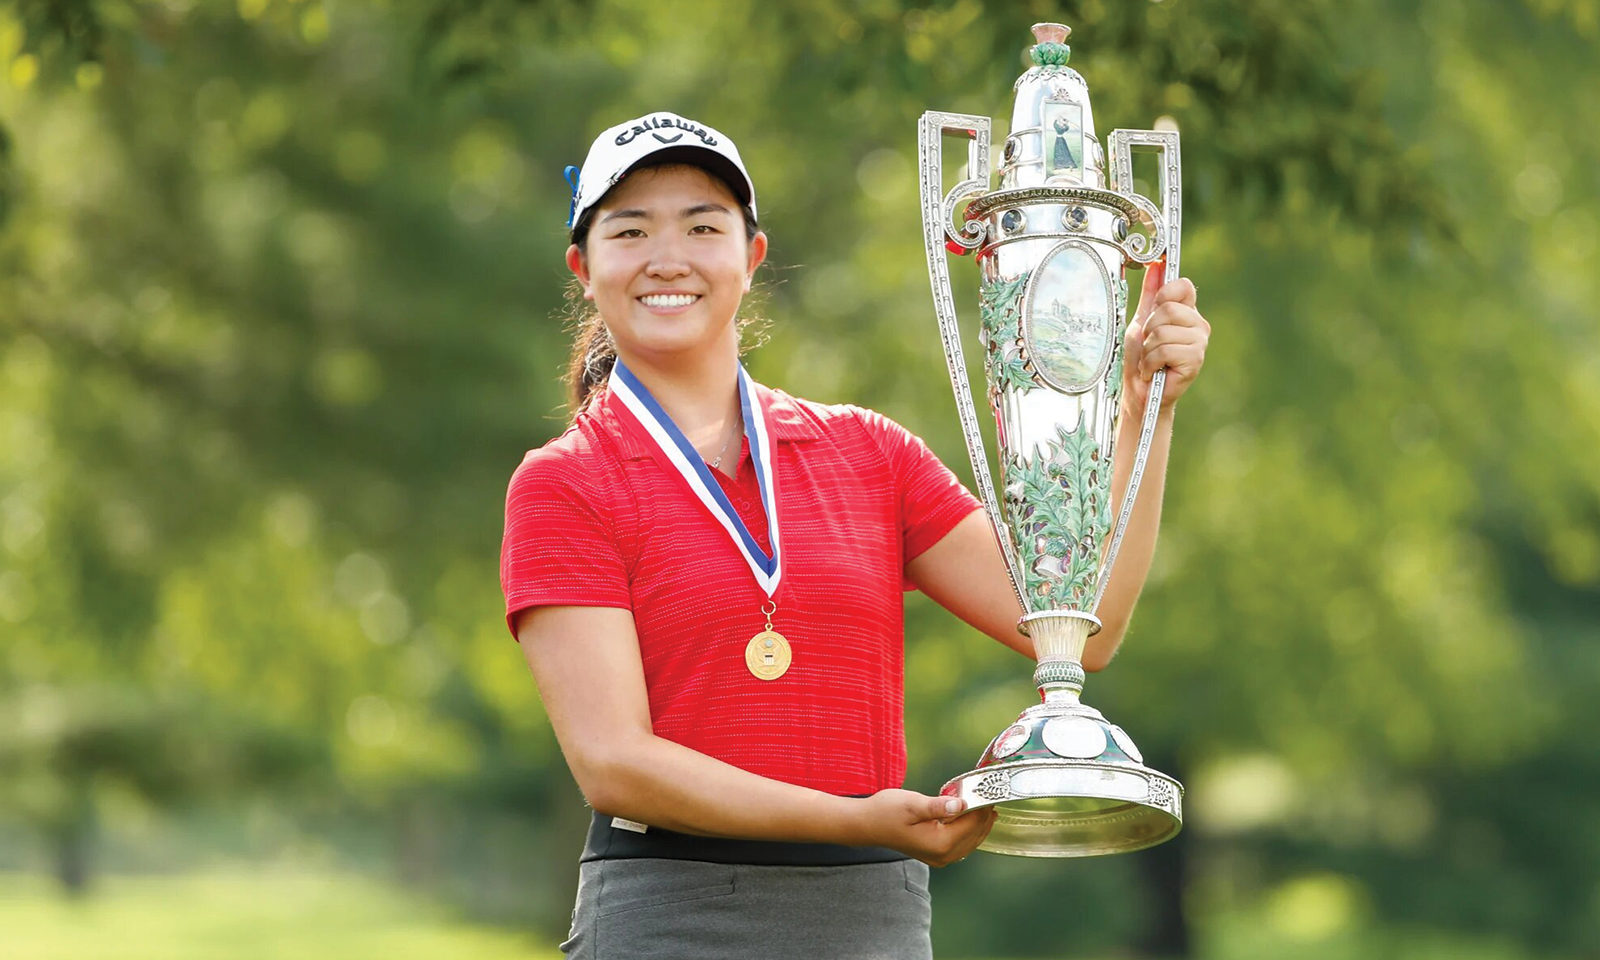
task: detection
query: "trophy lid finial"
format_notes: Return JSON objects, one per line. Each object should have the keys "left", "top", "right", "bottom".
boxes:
{"left": 1031, "top": 22, "right": 1071, "bottom": 44}
{"left": 1029, "top": 22, "right": 1072, "bottom": 66}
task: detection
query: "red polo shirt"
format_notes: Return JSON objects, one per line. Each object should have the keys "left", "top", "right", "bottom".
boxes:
{"left": 500, "top": 380, "right": 981, "bottom": 795}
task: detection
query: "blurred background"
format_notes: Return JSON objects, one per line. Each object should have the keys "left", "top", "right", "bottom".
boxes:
{"left": 2, "top": 0, "right": 1598, "bottom": 957}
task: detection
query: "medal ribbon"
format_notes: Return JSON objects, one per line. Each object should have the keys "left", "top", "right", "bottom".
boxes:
{"left": 608, "top": 360, "right": 781, "bottom": 596}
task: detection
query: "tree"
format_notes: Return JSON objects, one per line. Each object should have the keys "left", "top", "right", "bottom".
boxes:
{"left": 1, "top": 0, "right": 1596, "bottom": 955}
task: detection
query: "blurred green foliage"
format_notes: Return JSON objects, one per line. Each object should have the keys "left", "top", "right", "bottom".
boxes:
{"left": 1, "top": 0, "right": 1597, "bottom": 957}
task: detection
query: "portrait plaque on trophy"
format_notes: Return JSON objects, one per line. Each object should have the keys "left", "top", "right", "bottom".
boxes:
{"left": 1042, "top": 98, "right": 1086, "bottom": 184}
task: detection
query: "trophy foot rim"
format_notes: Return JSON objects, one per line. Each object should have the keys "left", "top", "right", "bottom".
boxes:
{"left": 941, "top": 758, "right": 1184, "bottom": 858}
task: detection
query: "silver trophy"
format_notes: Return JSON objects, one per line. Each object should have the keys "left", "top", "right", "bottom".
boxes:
{"left": 921, "top": 22, "right": 1185, "bottom": 856}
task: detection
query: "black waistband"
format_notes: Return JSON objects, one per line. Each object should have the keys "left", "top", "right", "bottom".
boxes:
{"left": 579, "top": 811, "right": 908, "bottom": 867}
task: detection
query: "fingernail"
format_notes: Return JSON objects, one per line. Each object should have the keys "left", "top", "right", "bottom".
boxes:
{"left": 945, "top": 799, "right": 963, "bottom": 815}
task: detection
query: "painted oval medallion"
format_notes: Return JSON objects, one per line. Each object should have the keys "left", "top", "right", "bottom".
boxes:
{"left": 1022, "top": 241, "right": 1115, "bottom": 393}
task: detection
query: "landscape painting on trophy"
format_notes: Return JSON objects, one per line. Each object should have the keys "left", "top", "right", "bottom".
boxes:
{"left": 1024, "top": 242, "right": 1113, "bottom": 392}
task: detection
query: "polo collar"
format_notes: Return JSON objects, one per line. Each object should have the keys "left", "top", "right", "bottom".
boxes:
{"left": 596, "top": 375, "right": 824, "bottom": 462}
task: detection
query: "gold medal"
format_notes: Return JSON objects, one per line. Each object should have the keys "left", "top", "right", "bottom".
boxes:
{"left": 745, "top": 600, "right": 791, "bottom": 680}
{"left": 745, "top": 629, "right": 792, "bottom": 680}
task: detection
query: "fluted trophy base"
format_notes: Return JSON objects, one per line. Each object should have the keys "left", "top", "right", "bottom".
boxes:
{"left": 940, "top": 693, "right": 1183, "bottom": 857}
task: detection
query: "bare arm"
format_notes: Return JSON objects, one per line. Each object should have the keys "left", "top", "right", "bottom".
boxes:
{"left": 904, "top": 509, "right": 1031, "bottom": 659}
{"left": 1091, "top": 271, "right": 1207, "bottom": 669}
{"left": 1089, "top": 402, "right": 1174, "bottom": 670}
{"left": 514, "top": 604, "right": 994, "bottom": 865}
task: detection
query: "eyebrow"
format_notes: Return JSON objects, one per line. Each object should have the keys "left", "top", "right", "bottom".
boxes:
{"left": 682, "top": 203, "right": 733, "bottom": 218}
{"left": 598, "top": 203, "right": 735, "bottom": 225}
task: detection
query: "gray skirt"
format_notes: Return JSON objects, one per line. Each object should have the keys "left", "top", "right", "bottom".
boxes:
{"left": 560, "top": 857, "right": 933, "bottom": 960}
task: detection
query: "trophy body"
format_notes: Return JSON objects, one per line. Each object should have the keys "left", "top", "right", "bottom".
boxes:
{"left": 921, "top": 23, "right": 1185, "bottom": 857}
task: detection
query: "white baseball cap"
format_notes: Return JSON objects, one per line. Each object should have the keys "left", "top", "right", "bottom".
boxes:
{"left": 567, "top": 111, "right": 757, "bottom": 233}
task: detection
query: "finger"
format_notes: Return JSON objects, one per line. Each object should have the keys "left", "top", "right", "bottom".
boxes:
{"left": 1154, "top": 276, "right": 1197, "bottom": 307}
{"left": 939, "top": 800, "right": 997, "bottom": 826}
{"left": 1141, "top": 342, "right": 1195, "bottom": 375}
{"left": 1141, "top": 343, "right": 1204, "bottom": 380}
{"left": 940, "top": 803, "right": 994, "bottom": 824}
{"left": 1140, "top": 323, "right": 1208, "bottom": 354}
{"left": 926, "top": 809, "right": 995, "bottom": 866}
{"left": 1141, "top": 302, "right": 1208, "bottom": 336}
{"left": 1133, "top": 262, "right": 1166, "bottom": 323}
{"left": 923, "top": 795, "right": 966, "bottom": 823}
{"left": 948, "top": 809, "right": 998, "bottom": 861}
{"left": 1123, "top": 320, "right": 1144, "bottom": 367}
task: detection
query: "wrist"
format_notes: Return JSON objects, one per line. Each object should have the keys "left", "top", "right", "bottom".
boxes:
{"left": 1120, "top": 392, "right": 1180, "bottom": 424}
{"left": 826, "top": 793, "right": 875, "bottom": 848}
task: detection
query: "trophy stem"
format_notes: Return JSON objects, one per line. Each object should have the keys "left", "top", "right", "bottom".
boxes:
{"left": 1022, "top": 611, "right": 1097, "bottom": 704}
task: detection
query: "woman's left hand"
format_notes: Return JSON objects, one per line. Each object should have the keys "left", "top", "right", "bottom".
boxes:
{"left": 1123, "top": 269, "right": 1209, "bottom": 411}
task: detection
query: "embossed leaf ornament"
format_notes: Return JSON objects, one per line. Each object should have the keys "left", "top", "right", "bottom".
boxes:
{"left": 980, "top": 273, "right": 1034, "bottom": 393}
{"left": 1060, "top": 423, "right": 1109, "bottom": 604}
{"left": 1006, "top": 424, "right": 1110, "bottom": 610}
{"left": 1111, "top": 276, "right": 1128, "bottom": 392}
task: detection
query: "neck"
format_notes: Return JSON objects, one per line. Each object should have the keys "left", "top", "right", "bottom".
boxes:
{"left": 614, "top": 345, "right": 743, "bottom": 448}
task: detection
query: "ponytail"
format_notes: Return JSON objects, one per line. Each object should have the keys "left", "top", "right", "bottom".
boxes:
{"left": 564, "top": 293, "right": 615, "bottom": 414}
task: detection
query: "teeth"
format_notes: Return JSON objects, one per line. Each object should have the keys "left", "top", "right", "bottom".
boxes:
{"left": 639, "top": 294, "right": 698, "bottom": 308}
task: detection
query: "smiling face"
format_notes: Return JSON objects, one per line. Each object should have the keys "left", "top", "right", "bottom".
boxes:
{"left": 566, "top": 164, "right": 767, "bottom": 373}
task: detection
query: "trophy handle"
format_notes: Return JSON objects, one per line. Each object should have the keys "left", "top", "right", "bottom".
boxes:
{"left": 1093, "top": 130, "right": 1182, "bottom": 614}
{"left": 918, "top": 111, "right": 1028, "bottom": 610}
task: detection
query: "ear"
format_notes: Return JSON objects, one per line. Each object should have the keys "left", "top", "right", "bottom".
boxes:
{"left": 744, "top": 231, "right": 769, "bottom": 291}
{"left": 565, "top": 244, "right": 594, "bottom": 300}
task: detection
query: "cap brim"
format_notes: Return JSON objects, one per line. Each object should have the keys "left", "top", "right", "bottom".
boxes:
{"left": 623, "top": 145, "right": 753, "bottom": 209}
{"left": 572, "top": 145, "right": 754, "bottom": 237}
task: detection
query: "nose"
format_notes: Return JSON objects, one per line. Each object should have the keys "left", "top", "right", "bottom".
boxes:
{"left": 645, "top": 236, "right": 692, "bottom": 281}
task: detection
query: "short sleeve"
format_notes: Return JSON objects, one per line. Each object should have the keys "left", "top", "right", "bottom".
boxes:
{"left": 849, "top": 407, "right": 984, "bottom": 568}
{"left": 500, "top": 445, "right": 633, "bottom": 640}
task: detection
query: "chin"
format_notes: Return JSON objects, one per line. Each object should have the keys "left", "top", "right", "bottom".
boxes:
{"left": 623, "top": 327, "right": 736, "bottom": 360}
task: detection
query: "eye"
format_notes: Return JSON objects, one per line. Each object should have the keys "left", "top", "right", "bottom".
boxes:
{"left": 689, "top": 224, "right": 721, "bottom": 235}
{"left": 609, "top": 227, "right": 646, "bottom": 239}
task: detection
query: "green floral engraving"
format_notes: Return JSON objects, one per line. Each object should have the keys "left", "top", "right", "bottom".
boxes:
{"left": 979, "top": 272, "right": 1034, "bottom": 395}
{"left": 1004, "top": 422, "right": 1112, "bottom": 611}
{"left": 1030, "top": 42, "right": 1071, "bottom": 67}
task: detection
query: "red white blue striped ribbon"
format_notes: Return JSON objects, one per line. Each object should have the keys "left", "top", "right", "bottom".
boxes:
{"left": 609, "top": 360, "right": 781, "bottom": 596}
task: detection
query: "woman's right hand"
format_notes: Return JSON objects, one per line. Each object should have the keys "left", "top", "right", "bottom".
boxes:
{"left": 851, "top": 789, "right": 997, "bottom": 867}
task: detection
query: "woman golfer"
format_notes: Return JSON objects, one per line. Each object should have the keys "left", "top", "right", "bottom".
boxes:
{"left": 500, "top": 111, "right": 1209, "bottom": 959}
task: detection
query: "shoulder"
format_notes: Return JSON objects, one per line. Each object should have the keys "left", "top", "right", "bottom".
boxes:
{"left": 506, "top": 409, "right": 625, "bottom": 503}
{"left": 761, "top": 387, "right": 909, "bottom": 446}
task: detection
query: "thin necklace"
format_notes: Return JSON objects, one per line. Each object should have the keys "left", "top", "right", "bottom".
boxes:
{"left": 708, "top": 414, "right": 740, "bottom": 470}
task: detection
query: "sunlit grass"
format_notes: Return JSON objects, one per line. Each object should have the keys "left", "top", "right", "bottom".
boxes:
{"left": 0, "top": 869, "right": 553, "bottom": 960}
{"left": 0, "top": 866, "right": 1567, "bottom": 960}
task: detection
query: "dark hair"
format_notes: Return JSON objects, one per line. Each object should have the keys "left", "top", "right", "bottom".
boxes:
{"left": 563, "top": 160, "right": 762, "bottom": 415}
